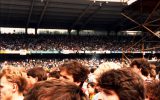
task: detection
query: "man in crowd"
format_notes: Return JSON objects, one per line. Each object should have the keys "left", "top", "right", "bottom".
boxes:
{"left": 0, "top": 66, "right": 27, "bottom": 100}
{"left": 27, "top": 67, "right": 47, "bottom": 88}
{"left": 97, "top": 68, "right": 145, "bottom": 100}
{"left": 130, "top": 58, "right": 151, "bottom": 81}
{"left": 59, "top": 60, "right": 89, "bottom": 87}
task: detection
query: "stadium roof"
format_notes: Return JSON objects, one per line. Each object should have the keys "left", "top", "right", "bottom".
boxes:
{"left": 0, "top": 0, "right": 160, "bottom": 32}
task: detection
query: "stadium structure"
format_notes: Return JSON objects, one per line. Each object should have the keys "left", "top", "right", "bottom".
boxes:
{"left": 0, "top": 0, "right": 159, "bottom": 69}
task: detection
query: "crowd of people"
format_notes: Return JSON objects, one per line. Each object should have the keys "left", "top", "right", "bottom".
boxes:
{"left": 0, "top": 58, "right": 125, "bottom": 72}
{"left": 0, "top": 34, "right": 159, "bottom": 100}
{"left": 0, "top": 34, "right": 159, "bottom": 52}
{"left": 0, "top": 58, "right": 160, "bottom": 100}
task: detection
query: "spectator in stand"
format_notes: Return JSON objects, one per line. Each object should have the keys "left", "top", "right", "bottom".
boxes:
{"left": 0, "top": 66, "right": 27, "bottom": 100}
{"left": 1, "top": 34, "right": 159, "bottom": 52}
{"left": 97, "top": 68, "right": 145, "bottom": 100}
{"left": 24, "top": 79, "right": 89, "bottom": 100}
{"left": 59, "top": 60, "right": 89, "bottom": 87}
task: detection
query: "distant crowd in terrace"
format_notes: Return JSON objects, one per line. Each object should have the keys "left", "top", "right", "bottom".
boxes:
{"left": 0, "top": 58, "right": 123, "bottom": 70}
{"left": 0, "top": 34, "right": 159, "bottom": 52}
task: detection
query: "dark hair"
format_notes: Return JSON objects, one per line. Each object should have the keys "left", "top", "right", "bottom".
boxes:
{"left": 49, "top": 71, "right": 60, "bottom": 79}
{"left": 59, "top": 61, "right": 89, "bottom": 87}
{"left": 130, "top": 58, "right": 150, "bottom": 76}
{"left": 27, "top": 67, "right": 47, "bottom": 81}
{"left": 146, "top": 81, "right": 160, "bottom": 100}
{"left": 97, "top": 68, "right": 145, "bottom": 100}
{"left": 24, "top": 79, "right": 89, "bottom": 100}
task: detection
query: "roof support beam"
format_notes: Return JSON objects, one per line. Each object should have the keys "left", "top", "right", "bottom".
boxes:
{"left": 145, "top": 17, "right": 160, "bottom": 25}
{"left": 121, "top": 13, "right": 141, "bottom": 26}
{"left": 81, "top": 2, "right": 105, "bottom": 29}
{"left": 37, "top": 0, "right": 49, "bottom": 28}
{"left": 26, "top": 0, "right": 35, "bottom": 28}
{"left": 144, "top": 0, "right": 160, "bottom": 24}
{"left": 122, "top": 13, "right": 160, "bottom": 38}
{"left": 145, "top": 24, "right": 160, "bottom": 27}
{"left": 70, "top": 2, "right": 94, "bottom": 29}
{"left": 126, "top": 25, "right": 140, "bottom": 31}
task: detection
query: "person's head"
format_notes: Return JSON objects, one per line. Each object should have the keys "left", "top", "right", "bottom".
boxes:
{"left": 49, "top": 71, "right": 60, "bottom": 79}
{"left": 59, "top": 61, "right": 89, "bottom": 87}
{"left": 27, "top": 67, "right": 47, "bottom": 85}
{"left": 146, "top": 81, "right": 160, "bottom": 100}
{"left": 24, "top": 79, "right": 89, "bottom": 100}
{"left": 97, "top": 68, "right": 145, "bottom": 100}
{"left": 94, "top": 62, "right": 121, "bottom": 81}
{"left": 130, "top": 58, "right": 150, "bottom": 77}
{"left": 0, "top": 66, "right": 27, "bottom": 100}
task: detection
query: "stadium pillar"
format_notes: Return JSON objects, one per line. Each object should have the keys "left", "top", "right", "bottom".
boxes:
{"left": 68, "top": 29, "right": 71, "bottom": 35}
{"left": 35, "top": 28, "right": 37, "bottom": 35}
{"left": 25, "top": 28, "right": 28, "bottom": 34}
{"left": 76, "top": 29, "right": 80, "bottom": 36}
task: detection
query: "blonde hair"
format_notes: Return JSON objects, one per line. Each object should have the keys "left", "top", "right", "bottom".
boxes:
{"left": 0, "top": 65, "right": 27, "bottom": 93}
{"left": 94, "top": 62, "right": 121, "bottom": 79}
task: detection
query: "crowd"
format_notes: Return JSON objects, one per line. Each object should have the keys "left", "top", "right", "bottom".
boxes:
{"left": 0, "top": 58, "right": 160, "bottom": 100}
{"left": 0, "top": 34, "right": 159, "bottom": 100}
{"left": 0, "top": 58, "right": 123, "bottom": 70}
{"left": 0, "top": 34, "right": 159, "bottom": 52}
